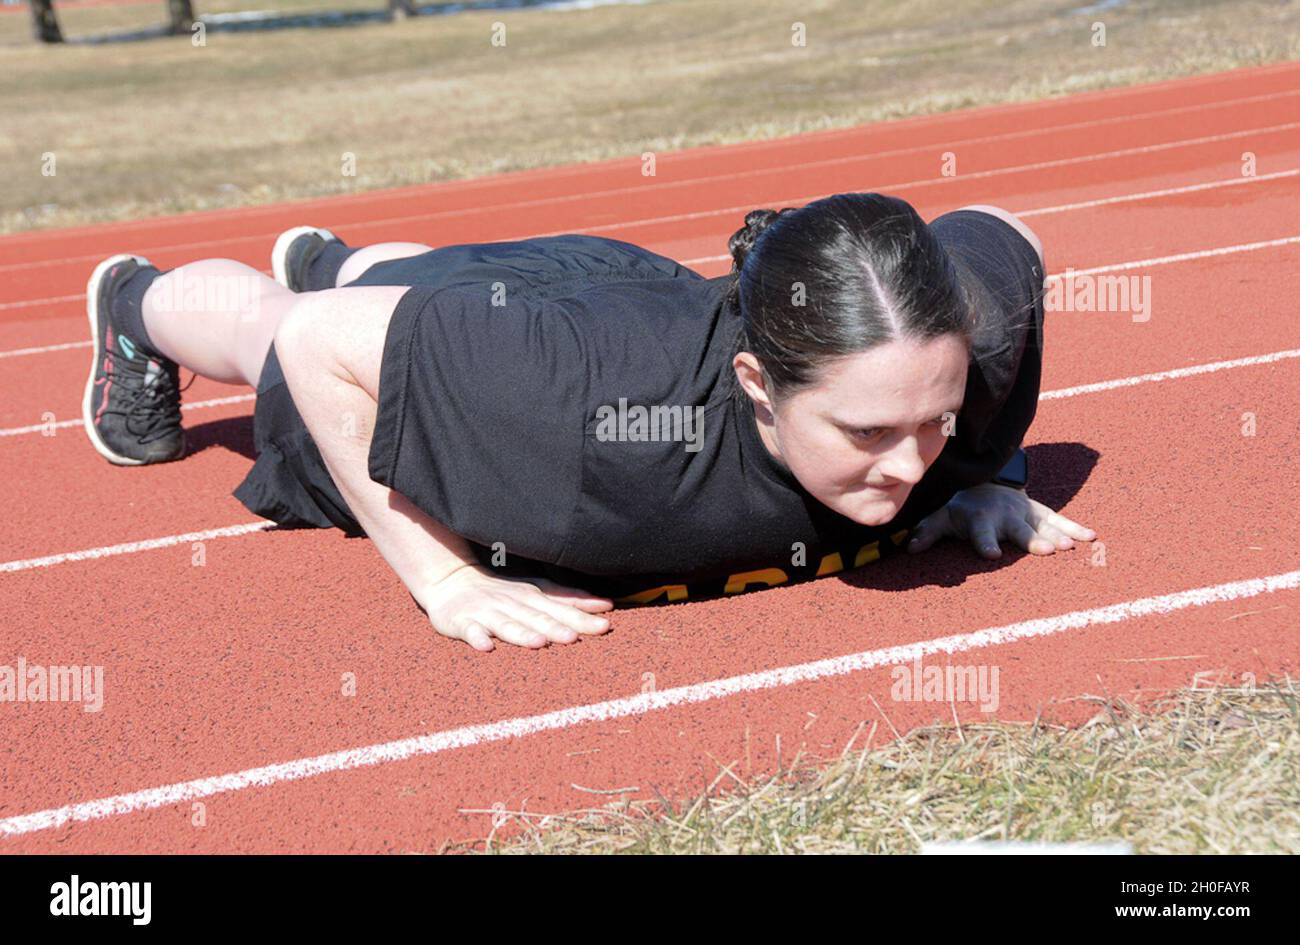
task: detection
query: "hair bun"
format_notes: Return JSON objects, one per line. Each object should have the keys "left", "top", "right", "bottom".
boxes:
{"left": 728, "top": 207, "right": 794, "bottom": 272}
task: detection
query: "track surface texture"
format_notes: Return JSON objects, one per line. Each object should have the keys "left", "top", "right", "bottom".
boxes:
{"left": 1, "top": 62, "right": 1297, "bottom": 852}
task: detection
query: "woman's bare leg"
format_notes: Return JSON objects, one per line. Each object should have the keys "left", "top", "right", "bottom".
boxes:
{"left": 335, "top": 242, "right": 433, "bottom": 287}
{"left": 141, "top": 242, "right": 435, "bottom": 387}
{"left": 141, "top": 259, "right": 297, "bottom": 387}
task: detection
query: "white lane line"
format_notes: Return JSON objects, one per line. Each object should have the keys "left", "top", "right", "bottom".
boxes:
{"left": 0, "top": 339, "right": 90, "bottom": 358}
{"left": 6, "top": 82, "right": 1298, "bottom": 259}
{"left": 2, "top": 419, "right": 80, "bottom": 438}
{"left": 1038, "top": 349, "right": 1300, "bottom": 400}
{"left": 4, "top": 109, "right": 1299, "bottom": 282}
{"left": 0, "top": 337, "right": 1291, "bottom": 510}
{"left": 0, "top": 393, "right": 254, "bottom": 438}
{"left": 683, "top": 229, "right": 1300, "bottom": 272}
{"left": 0, "top": 293, "right": 85, "bottom": 314}
{"left": 2, "top": 343, "right": 1289, "bottom": 571}
{"left": 0, "top": 522, "right": 272, "bottom": 574}
{"left": 558, "top": 119, "right": 1300, "bottom": 241}
{"left": 0, "top": 335, "right": 1290, "bottom": 443}
{"left": 2, "top": 568, "right": 1296, "bottom": 840}
{"left": 1049, "top": 234, "right": 1300, "bottom": 278}
{"left": 0, "top": 271, "right": 273, "bottom": 317}
{"left": 3, "top": 159, "right": 1296, "bottom": 333}
{"left": 1018, "top": 168, "right": 1300, "bottom": 217}
{"left": 8, "top": 213, "right": 1291, "bottom": 334}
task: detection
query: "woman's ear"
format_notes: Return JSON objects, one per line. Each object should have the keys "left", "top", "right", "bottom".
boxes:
{"left": 732, "top": 351, "right": 774, "bottom": 414}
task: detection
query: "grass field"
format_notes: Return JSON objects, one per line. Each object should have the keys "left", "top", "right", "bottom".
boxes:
{"left": 468, "top": 681, "right": 1300, "bottom": 854}
{"left": 3, "top": 0, "right": 1300, "bottom": 233}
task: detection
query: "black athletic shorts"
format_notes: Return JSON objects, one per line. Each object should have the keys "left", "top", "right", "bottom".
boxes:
{"left": 233, "top": 232, "right": 701, "bottom": 548}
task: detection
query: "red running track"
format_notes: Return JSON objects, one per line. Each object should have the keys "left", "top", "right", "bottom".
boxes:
{"left": 1, "top": 61, "right": 1297, "bottom": 852}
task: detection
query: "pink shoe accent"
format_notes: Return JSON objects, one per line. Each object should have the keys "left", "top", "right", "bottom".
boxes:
{"left": 94, "top": 323, "right": 115, "bottom": 425}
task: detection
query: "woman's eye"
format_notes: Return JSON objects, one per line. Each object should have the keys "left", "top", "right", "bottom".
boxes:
{"left": 853, "top": 427, "right": 883, "bottom": 441}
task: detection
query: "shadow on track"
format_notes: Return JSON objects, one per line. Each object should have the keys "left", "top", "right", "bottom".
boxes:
{"left": 834, "top": 441, "right": 1102, "bottom": 594}
{"left": 185, "top": 412, "right": 256, "bottom": 460}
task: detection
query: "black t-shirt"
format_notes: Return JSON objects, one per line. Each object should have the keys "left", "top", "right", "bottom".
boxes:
{"left": 362, "top": 214, "right": 1045, "bottom": 602}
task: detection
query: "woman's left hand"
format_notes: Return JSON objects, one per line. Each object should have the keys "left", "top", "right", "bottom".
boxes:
{"left": 905, "top": 483, "right": 1096, "bottom": 559}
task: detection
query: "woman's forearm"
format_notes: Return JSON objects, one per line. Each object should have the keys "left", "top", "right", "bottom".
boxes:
{"left": 270, "top": 288, "right": 613, "bottom": 651}
{"left": 273, "top": 294, "right": 479, "bottom": 607}
{"left": 300, "top": 368, "right": 478, "bottom": 603}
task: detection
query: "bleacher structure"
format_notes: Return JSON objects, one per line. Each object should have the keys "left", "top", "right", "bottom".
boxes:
{"left": 26, "top": 0, "right": 421, "bottom": 43}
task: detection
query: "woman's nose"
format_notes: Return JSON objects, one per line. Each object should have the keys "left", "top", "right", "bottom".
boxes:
{"left": 875, "top": 439, "right": 928, "bottom": 486}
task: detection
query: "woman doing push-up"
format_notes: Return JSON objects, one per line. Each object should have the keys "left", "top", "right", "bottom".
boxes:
{"left": 82, "top": 192, "right": 1095, "bottom": 651}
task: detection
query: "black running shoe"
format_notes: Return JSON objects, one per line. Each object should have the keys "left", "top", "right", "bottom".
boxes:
{"left": 82, "top": 255, "right": 188, "bottom": 466}
{"left": 271, "top": 225, "right": 341, "bottom": 292}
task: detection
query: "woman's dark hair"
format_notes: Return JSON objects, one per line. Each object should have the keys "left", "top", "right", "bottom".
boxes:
{"left": 726, "top": 192, "right": 973, "bottom": 398}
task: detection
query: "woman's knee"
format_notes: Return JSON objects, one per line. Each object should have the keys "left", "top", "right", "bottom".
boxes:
{"left": 273, "top": 287, "right": 406, "bottom": 396}
{"left": 272, "top": 293, "right": 329, "bottom": 364}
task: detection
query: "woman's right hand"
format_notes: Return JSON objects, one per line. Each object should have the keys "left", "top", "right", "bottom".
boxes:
{"left": 417, "top": 564, "right": 615, "bottom": 652}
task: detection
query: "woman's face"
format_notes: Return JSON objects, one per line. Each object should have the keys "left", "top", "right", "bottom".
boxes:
{"left": 737, "top": 334, "right": 970, "bottom": 526}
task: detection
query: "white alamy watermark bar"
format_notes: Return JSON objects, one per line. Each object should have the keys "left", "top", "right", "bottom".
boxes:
{"left": 593, "top": 398, "right": 705, "bottom": 453}
{"left": 890, "top": 656, "right": 1000, "bottom": 712}
{"left": 1044, "top": 267, "right": 1152, "bottom": 322}
{"left": 49, "top": 875, "right": 151, "bottom": 925}
{"left": 0, "top": 657, "right": 104, "bottom": 713}
{"left": 147, "top": 270, "right": 263, "bottom": 321}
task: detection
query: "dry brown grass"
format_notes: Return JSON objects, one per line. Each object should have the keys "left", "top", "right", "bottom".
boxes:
{"left": 454, "top": 680, "right": 1299, "bottom": 855}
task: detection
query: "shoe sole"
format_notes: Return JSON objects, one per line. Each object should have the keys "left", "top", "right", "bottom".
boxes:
{"left": 82, "top": 253, "right": 153, "bottom": 467}
{"left": 271, "top": 225, "right": 338, "bottom": 291}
